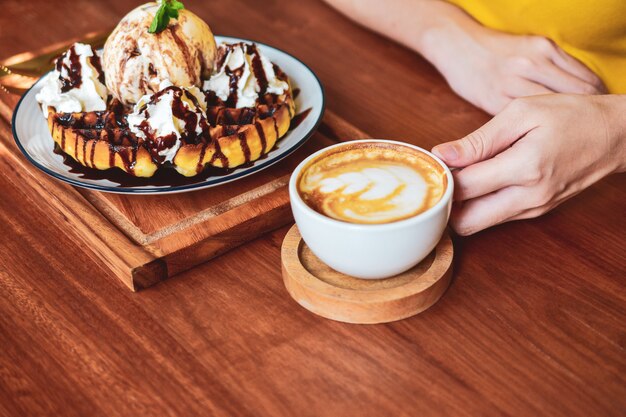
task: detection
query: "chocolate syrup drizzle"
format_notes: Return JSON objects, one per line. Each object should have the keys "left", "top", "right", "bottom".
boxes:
{"left": 52, "top": 104, "right": 139, "bottom": 175}
{"left": 132, "top": 86, "right": 211, "bottom": 164}
{"left": 53, "top": 107, "right": 312, "bottom": 188}
{"left": 254, "top": 122, "right": 267, "bottom": 154}
{"left": 237, "top": 131, "right": 252, "bottom": 162}
{"left": 289, "top": 108, "right": 312, "bottom": 131}
{"left": 55, "top": 44, "right": 105, "bottom": 92}
{"left": 214, "top": 42, "right": 275, "bottom": 108}
{"left": 56, "top": 45, "right": 83, "bottom": 92}
{"left": 53, "top": 143, "right": 235, "bottom": 187}
{"left": 247, "top": 44, "right": 269, "bottom": 96}
{"left": 89, "top": 54, "right": 106, "bottom": 86}
{"left": 50, "top": 42, "right": 312, "bottom": 187}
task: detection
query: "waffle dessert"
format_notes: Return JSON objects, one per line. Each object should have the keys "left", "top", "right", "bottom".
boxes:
{"left": 36, "top": 2, "right": 296, "bottom": 178}
{"left": 45, "top": 70, "right": 295, "bottom": 177}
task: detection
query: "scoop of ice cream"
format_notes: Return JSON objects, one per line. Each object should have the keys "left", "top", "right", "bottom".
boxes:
{"left": 127, "top": 81, "right": 208, "bottom": 164}
{"left": 204, "top": 42, "right": 289, "bottom": 108}
{"left": 36, "top": 43, "right": 108, "bottom": 117}
{"left": 103, "top": 2, "right": 216, "bottom": 105}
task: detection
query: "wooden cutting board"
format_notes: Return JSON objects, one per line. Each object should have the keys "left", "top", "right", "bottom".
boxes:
{"left": 0, "top": 87, "right": 368, "bottom": 291}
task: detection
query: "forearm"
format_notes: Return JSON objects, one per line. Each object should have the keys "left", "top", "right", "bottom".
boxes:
{"left": 321, "top": 0, "right": 481, "bottom": 61}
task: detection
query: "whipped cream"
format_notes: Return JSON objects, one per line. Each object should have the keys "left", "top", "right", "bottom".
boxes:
{"left": 203, "top": 42, "right": 289, "bottom": 108}
{"left": 36, "top": 43, "right": 108, "bottom": 117}
{"left": 127, "top": 81, "right": 208, "bottom": 163}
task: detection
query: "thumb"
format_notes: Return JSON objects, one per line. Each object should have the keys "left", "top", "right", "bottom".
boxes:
{"left": 432, "top": 102, "right": 532, "bottom": 167}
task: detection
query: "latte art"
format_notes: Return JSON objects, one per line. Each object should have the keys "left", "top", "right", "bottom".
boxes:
{"left": 298, "top": 143, "right": 447, "bottom": 224}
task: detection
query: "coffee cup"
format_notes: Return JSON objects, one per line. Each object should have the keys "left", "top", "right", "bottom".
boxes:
{"left": 289, "top": 139, "right": 453, "bottom": 279}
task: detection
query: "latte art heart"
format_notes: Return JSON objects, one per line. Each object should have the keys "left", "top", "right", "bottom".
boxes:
{"left": 298, "top": 143, "right": 447, "bottom": 224}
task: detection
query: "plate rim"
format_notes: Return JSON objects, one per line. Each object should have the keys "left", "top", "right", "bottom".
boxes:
{"left": 11, "top": 36, "right": 326, "bottom": 195}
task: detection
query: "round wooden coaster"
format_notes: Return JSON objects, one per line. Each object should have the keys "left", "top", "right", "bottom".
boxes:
{"left": 281, "top": 225, "right": 453, "bottom": 324}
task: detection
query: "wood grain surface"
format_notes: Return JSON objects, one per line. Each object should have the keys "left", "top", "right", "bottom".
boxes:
{"left": 1, "top": 1, "right": 625, "bottom": 416}
{"left": 1, "top": 104, "right": 358, "bottom": 290}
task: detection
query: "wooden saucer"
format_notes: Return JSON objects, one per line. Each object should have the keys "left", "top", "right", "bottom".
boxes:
{"left": 281, "top": 225, "right": 453, "bottom": 324}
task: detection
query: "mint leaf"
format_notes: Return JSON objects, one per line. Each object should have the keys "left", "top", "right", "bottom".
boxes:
{"left": 167, "top": 8, "right": 179, "bottom": 20}
{"left": 169, "top": 0, "right": 184, "bottom": 11}
{"left": 148, "top": 0, "right": 185, "bottom": 34}
{"left": 148, "top": 4, "right": 167, "bottom": 33}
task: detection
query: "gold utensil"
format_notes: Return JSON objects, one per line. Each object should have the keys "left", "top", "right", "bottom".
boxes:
{"left": 0, "top": 29, "right": 111, "bottom": 95}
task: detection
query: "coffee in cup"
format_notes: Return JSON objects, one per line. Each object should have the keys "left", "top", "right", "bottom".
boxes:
{"left": 296, "top": 142, "right": 447, "bottom": 224}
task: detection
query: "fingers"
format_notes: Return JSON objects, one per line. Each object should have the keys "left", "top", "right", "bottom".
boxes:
{"left": 452, "top": 147, "right": 523, "bottom": 201}
{"left": 507, "top": 188, "right": 583, "bottom": 223}
{"left": 503, "top": 78, "right": 553, "bottom": 98}
{"left": 432, "top": 100, "right": 533, "bottom": 167}
{"left": 450, "top": 186, "right": 530, "bottom": 235}
{"left": 550, "top": 47, "right": 607, "bottom": 93}
{"left": 451, "top": 176, "right": 569, "bottom": 235}
{"left": 524, "top": 58, "right": 604, "bottom": 95}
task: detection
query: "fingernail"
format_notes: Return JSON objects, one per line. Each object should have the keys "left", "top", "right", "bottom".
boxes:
{"left": 433, "top": 144, "right": 458, "bottom": 162}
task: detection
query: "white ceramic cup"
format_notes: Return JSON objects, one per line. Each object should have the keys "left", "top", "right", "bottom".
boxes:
{"left": 289, "top": 139, "right": 454, "bottom": 279}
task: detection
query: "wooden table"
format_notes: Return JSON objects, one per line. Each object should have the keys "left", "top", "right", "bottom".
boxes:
{"left": 1, "top": 1, "right": 624, "bottom": 416}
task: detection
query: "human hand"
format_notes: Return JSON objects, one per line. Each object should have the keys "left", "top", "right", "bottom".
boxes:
{"left": 422, "top": 22, "right": 607, "bottom": 114}
{"left": 432, "top": 94, "right": 626, "bottom": 235}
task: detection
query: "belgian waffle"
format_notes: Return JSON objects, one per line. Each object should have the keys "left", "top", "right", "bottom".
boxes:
{"left": 46, "top": 69, "right": 295, "bottom": 178}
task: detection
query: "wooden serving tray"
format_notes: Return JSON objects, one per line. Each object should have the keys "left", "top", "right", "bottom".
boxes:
{"left": 0, "top": 88, "right": 368, "bottom": 290}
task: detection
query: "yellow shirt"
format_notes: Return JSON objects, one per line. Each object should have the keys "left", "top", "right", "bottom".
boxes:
{"left": 447, "top": 0, "right": 626, "bottom": 93}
